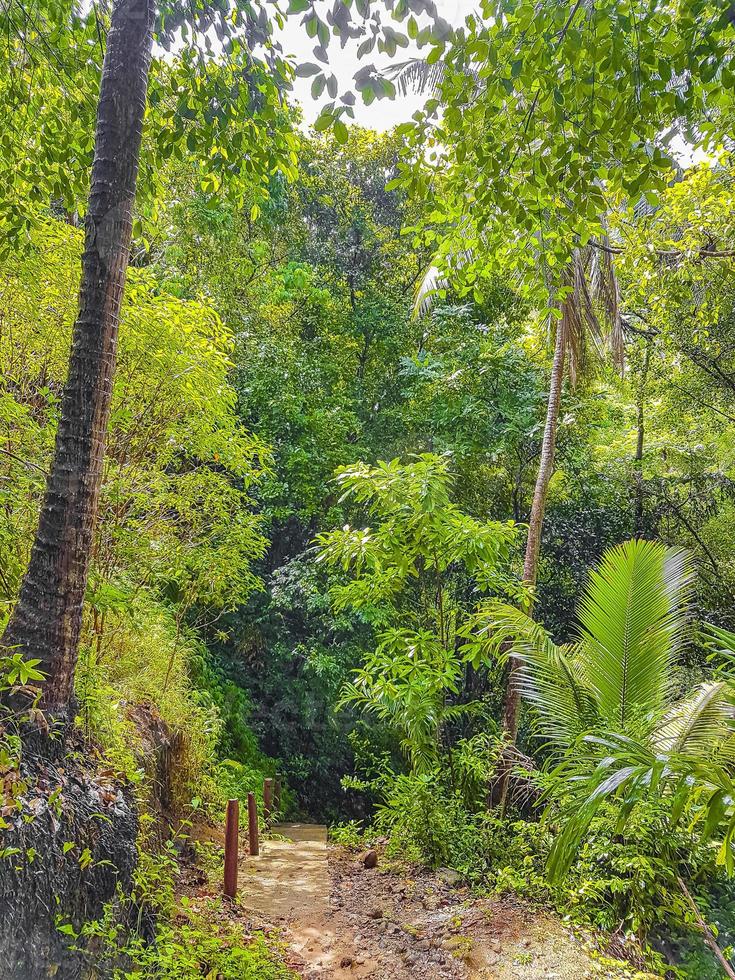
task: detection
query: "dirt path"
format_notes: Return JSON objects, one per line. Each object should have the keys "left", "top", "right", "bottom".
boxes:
{"left": 236, "top": 823, "right": 650, "bottom": 979}
{"left": 238, "top": 823, "right": 374, "bottom": 978}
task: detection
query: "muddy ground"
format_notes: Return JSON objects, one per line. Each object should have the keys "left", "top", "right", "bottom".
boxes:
{"left": 219, "top": 822, "right": 657, "bottom": 980}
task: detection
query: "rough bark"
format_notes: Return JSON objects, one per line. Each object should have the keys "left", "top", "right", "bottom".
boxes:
{"left": 0, "top": 0, "right": 154, "bottom": 721}
{"left": 502, "top": 315, "right": 566, "bottom": 744}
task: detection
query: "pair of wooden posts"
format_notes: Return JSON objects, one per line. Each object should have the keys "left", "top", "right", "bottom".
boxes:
{"left": 223, "top": 776, "right": 281, "bottom": 899}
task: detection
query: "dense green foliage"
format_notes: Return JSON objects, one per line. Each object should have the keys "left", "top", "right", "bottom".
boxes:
{"left": 2, "top": 0, "right": 735, "bottom": 976}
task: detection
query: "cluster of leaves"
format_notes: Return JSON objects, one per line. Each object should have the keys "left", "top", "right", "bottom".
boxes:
{"left": 114, "top": 914, "right": 296, "bottom": 980}
{"left": 151, "top": 127, "right": 546, "bottom": 818}
{"left": 390, "top": 0, "right": 735, "bottom": 305}
{"left": 0, "top": 217, "right": 279, "bottom": 817}
{"left": 317, "top": 454, "right": 520, "bottom": 771}
{"left": 7, "top": 4, "right": 735, "bottom": 974}
{"left": 324, "top": 468, "right": 735, "bottom": 970}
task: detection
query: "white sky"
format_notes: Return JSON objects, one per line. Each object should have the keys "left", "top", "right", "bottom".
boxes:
{"left": 278, "top": 0, "right": 480, "bottom": 130}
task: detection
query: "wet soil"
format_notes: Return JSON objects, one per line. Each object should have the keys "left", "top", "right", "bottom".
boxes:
{"left": 233, "top": 823, "right": 654, "bottom": 980}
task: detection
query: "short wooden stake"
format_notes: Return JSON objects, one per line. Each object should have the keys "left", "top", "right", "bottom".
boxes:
{"left": 247, "top": 791, "right": 259, "bottom": 856}
{"left": 273, "top": 777, "right": 282, "bottom": 820}
{"left": 263, "top": 777, "right": 273, "bottom": 827}
{"left": 223, "top": 798, "right": 239, "bottom": 898}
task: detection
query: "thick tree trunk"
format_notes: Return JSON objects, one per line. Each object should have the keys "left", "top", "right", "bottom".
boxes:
{"left": 502, "top": 315, "right": 566, "bottom": 744}
{"left": 0, "top": 0, "right": 153, "bottom": 721}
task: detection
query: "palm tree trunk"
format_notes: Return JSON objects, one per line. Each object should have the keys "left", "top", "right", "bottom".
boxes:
{"left": 522, "top": 320, "right": 566, "bottom": 592}
{"left": 634, "top": 339, "right": 652, "bottom": 538}
{"left": 502, "top": 315, "right": 566, "bottom": 743}
{"left": 0, "top": 0, "right": 154, "bottom": 722}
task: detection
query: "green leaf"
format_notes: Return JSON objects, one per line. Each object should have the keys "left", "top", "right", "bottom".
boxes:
{"left": 295, "top": 63, "right": 320, "bottom": 78}
{"left": 313, "top": 112, "right": 333, "bottom": 133}
{"left": 334, "top": 120, "right": 349, "bottom": 145}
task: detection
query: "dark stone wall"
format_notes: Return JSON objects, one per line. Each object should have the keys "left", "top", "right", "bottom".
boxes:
{"left": 0, "top": 759, "right": 138, "bottom": 980}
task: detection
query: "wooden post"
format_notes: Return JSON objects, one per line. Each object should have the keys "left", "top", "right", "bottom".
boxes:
{"left": 263, "top": 778, "right": 273, "bottom": 827}
{"left": 274, "top": 776, "right": 282, "bottom": 820}
{"left": 247, "top": 792, "right": 259, "bottom": 857}
{"left": 224, "top": 798, "right": 239, "bottom": 898}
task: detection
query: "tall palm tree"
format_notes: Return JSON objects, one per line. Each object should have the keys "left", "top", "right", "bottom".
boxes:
{"left": 474, "top": 539, "right": 735, "bottom": 884}
{"left": 1, "top": 0, "right": 154, "bottom": 727}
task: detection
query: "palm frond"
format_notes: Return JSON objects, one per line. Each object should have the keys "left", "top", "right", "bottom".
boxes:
{"left": 463, "top": 601, "right": 599, "bottom": 748}
{"left": 386, "top": 58, "right": 481, "bottom": 98}
{"left": 656, "top": 681, "right": 735, "bottom": 760}
{"left": 702, "top": 623, "right": 735, "bottom": 674}
{"left": 413, "top": 247, "right": 475, "bottom": 318}
{"left": 413, "top": 264, "right": 447, "bottom": 317}
{"left": 385, "top": 58, "right": 447, "bottom": 96}
{"left": 558, "top": 252, "right": 600, "bottom": 386}
{"left": 460, "top": 600, "right": 553, "bottom": 667}
{"left": 576, "top": 539, "right": 695, "bottom": 732}
{"left": 546, "top": 731, "right": 660, "bottom": 881}
{"left": 515, "top": 641, "right": 600, "bottom": 749}
{"left": 559, "top": 246, "right": 624, "bottom": 385}
{"left": 589, "top": 238, "right": 624, "bottom": 371}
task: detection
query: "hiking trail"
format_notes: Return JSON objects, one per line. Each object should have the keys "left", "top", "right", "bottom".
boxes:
{"left": 235, "top": 822, "right": 646, "bottom": 979}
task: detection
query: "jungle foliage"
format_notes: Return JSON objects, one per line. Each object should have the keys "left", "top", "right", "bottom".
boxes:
{"left": 2, "top": 0, "right": 735, "bottom": 976}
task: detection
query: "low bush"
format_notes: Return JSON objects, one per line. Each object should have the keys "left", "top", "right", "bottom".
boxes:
{"left": 112, "top": 910, "right": 296, "bottom": 980}
{"left": 328, "top": 820, "right": 365, "bottom": 850}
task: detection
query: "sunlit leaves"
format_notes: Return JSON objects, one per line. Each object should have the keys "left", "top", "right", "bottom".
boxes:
{"left": 317, "top": 455, "right": 517, "bottom": 606}
{"left": 388, "top": 0, "right": 735, "bottom": 302}
{"left": 0, "top": 220, "right": 269, "bottom": 612}
{"left": 318, "top": 454, "right": 518, "bottom": 772}
{"left": 481, "top": 539, "right": 735, "bottom": 880}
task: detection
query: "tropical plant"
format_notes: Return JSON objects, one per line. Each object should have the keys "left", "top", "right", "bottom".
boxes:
{"left": 467, "top": 539, "right": 735, "bottom": 885}
{"left": 389, "top": 0, "right": 735, "bottom": 752}
{"left": 413, "top": 246, "right": 627, "bottom": 769}
{"left": 337, "top": 627, "right": 474, "bottom": 774}
{"left": 316, "top": 454, "right": 521, "bottom": 772}
{"left": 0, "top": 0, "right": 416, "bottom": 738}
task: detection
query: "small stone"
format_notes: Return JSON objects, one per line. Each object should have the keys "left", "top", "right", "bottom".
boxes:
{"left": 436, "top": 867, "right": 461, "bottom": 886}
{"left": 362, "top": 849, "right": 378, "bottom": 869}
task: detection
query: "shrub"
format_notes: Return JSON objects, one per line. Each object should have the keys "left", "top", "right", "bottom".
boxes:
{"left": 113, "top": 910, "right": 296, "bottom": 980}
{"left": 328, "top": 820, "right": 365, "bottom": 850}
{"left": 74, "top": 597, "right": 222, "bottom": 811}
